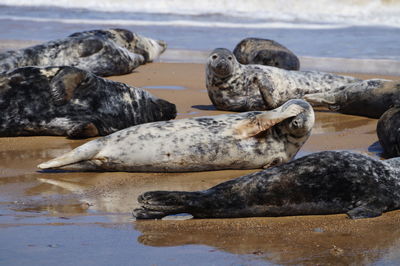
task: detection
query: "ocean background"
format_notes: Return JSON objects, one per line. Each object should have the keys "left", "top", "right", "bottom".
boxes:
{"left": 1, "top": 0, "right": 400, "bottom": 61}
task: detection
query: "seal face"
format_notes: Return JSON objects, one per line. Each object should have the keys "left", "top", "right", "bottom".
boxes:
{"left": 0, "top": 28, "right": 167, "bottom": 76}
{"left": 37, "top": 99, "right": 314, "bottom": 172}
{"left": 133, "top": 151, "right": 400, "bottom": 219}
{"left": 304, "top": 79, "right": 400, "bottom": 119}
{"left": 0, "top": 66, "right": 176, "bottom": 138}
{"left": 377, "top": 106, "right": 400, "bottom": 158}
{"left": 206, "top": 48, "right": 360, "bottom": 112}
{"left": 233, "top": 37, "right": 300, "bottom": 70}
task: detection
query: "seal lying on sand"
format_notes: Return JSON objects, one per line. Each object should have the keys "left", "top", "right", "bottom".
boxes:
{"left": 0, "top": 28, "right": 167, "bottom": 76}
{"left": 206, "top": 48, "right": 360, "bottom": 111}
{"left": 0, "top": 66, "right": 176, "bottom": 138}
{"left": 377, "top": 106, "right": 400, "bottom": 158}
{"left": 304, "top": 79, "right": 400, "bottom": 119}
{"left": 233, "top": 38, "right": 300, "bottom": 70}
{"left": 133, "top": 151, "right": 400, "bottom": 219}
{"left": 38, "top": 99, "right": 314, "bottom": 172}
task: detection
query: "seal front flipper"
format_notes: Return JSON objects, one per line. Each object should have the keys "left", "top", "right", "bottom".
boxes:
{"left": 234, "top": 100, "right": 305, "bottom": 138}
{"left": 49, "top": 67, "right": 89, "bottom": 105}
{"left": 77, "top": 38, "right": 104, "bottom": 57}
{"left": 67, "top": 120, "right": 99, "bottom": 138}
{"left": 347, "top": 204, "right": 383, "bottom": 219}
{"left": 304, "top": 92, "right": 343, "bottom": 111}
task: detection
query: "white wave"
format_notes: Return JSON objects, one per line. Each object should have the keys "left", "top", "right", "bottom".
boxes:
{"left": 0, "top": 15, "right": 352, "bottom": 29}
{"left": 2, "top": 0, "right": 400, "bottom": 27}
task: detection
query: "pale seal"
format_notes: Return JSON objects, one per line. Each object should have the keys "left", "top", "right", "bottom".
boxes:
{"left": 0, "top": 28, "right": 167, "bottom": 76}
{"left": 377, "top": 106, "right": 400, "bottom": 158}
{"left": 133, "top": 151, "right": 400, "bottom": 219}
{"left": 0, "top": 66, "right": 176, "bottom": 138}
{"left": 37, "top": 99, "right": 314, "bottom": 172}
{"left": 206, "top": 48, "right": 360, "bottom": 111}
{"left": 304, "top": 79, "right": 400, "bottom": 118}
{"left": 233, "top": 37, "right": 300, "bottom": 70}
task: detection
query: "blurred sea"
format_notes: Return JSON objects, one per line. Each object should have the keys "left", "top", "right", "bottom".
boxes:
{"left": 1, "top": 0, "right": 400, "bottom": 61}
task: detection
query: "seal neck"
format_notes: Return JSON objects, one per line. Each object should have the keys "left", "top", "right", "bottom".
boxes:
{"left": 384, "top": 157, "right": 400, "bottom": 169}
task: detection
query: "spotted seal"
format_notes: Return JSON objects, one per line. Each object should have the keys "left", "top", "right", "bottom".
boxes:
{"left": 0, "top": 66, "right": 176, "bottom": 138}
{"left": 206, "top": 48, "right": 360, "bottom": 111}
{"left": 37, "top": 99, "right": 314, "bottom": 172}
{"left": 304, "top": 79, "right": 400, "bottom": 119}
{"left": 0, "top": 28, "right": 167, "bottom": 76}
{"left": 233, "top": 37, "right": 300, "bottom": 70}
{"left": 377, "top": 106, "right": 400, "bottom": 158}
{"left": 133, "top": 151, "right": 400, "bottom": 219}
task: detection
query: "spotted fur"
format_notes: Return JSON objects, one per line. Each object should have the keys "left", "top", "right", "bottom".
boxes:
{"left": 304, "top": 79, "right": 400, "bottom": 118}
{"left": 233, "top": 37, "right": 300, "bottom": 70}
{"left": 134, "top": 151, "right": 400, "bottom": 219}
{"left": 206, "top": 48, "right": 361, "bottom": 111}
{"left": 377, "top": 106, "right": 400, "bottom": 158}
{"left": 38, "top": 99, "right": 314, "bottom": 172}
{"left": 0, "top": 29, "right": 167, "bottom": 76}
{"left": 0, "top": 66, "right": 176, "bottom": 138}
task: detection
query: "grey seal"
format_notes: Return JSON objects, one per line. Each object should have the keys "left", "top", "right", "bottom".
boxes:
{"left": 133, "top": 151, "right": 400, "bottom": 219}
{"left": 233, "top": 37, "right": 300, "bottom": 70}
{"left": 206, "top": 48, "right": 360, "bottom": 111}
{"left": 0, "top": 66, "right": 176, "bottom": 138}
{"left": 37, "top": 99, "right": 314, "bottom": 172}
{"left": 377, "top": 106, "right": 400, "bottom": 158}
{"left": 304, "top": 79, "right": 400, "bottom": 119}
{"left": 0, "top": 28, "right": 167, "bottom": 76}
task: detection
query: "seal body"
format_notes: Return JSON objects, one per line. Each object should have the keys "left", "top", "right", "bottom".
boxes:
{"left": 206, "top": 48, "right": 360, "bottom": 111}
{"left": 304, "top": 79, "right": 400, "bottom": 119}
{"left": 0, "top": 66, "right": 176, "bottom": 138}
{"left": 38, "top": 99, "right": 314, "bottom": 172}
{"left": 377, "top": 106, "right": 400, "bottom": 158}
{"left": 133, "top": 151, "right": 400, "bottom": 219}
{"left": 0, "top": 29, "right": 167, "bottom": 76}
{"left": 233, "top": 38, "right": 300, "bottom": 70}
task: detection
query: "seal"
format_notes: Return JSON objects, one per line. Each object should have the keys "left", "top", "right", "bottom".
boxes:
{"left": 37, "top": 99, "right": 314, "bottom": 172}
{"left": 233, "top": 37, "right": 300, "bottom": 70}
{"left": 377, "top": 106, "right": 400, "bottom": 158}
{"left": 304, "top": 79, "right": 400, "bottom": 119}
{"left": 206, "top": 48, "right": 360, "bottom": 111}
{"left": 133, "top": 150, "right": 400, "bottom": 219}
{"left": 0, "top": 66, "right": 176, "bottom": 138}
{"left": 0, "top": 28, "right": 167, "bottom": 76}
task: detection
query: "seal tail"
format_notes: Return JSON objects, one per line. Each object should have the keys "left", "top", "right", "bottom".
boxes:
{"left": 37, "top": 139, "right": 102, "bottom": 170}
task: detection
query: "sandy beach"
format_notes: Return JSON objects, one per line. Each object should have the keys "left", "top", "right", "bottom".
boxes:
{"left": 1, "top": 56, "right": 400, "bottom": 265}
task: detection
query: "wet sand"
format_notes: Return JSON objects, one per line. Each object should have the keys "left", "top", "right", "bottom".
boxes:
{"left": 1, "top": 62, "right": 400, "bottom": 265}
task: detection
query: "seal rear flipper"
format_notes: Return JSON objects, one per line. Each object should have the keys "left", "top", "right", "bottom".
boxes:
{"left": 37, "top": 138, "right": 102, "bottom": 170}
{"left": 234, "top": 101, "right": 305, "bottom": 138}
{"left": 347, "top": 205, "right": 383, "bottom": 219}
{"left": 49, "top": 67, "right": 89, "bottom": 105}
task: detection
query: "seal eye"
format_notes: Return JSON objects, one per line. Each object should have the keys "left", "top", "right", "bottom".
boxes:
{"left": 212, "top": 55, "right": 218, "bottom": 60}
{"left": 228, "top": 56, "right": 233, "bottom": 60}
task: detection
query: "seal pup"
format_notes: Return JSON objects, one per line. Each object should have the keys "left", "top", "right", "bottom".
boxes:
{"left": 377, "top": 106, "right": 400, "bottom": 158}
{"left": 233, "top": 37, "right": 300, "bottom": 70}
{"left": 206, "top": 48, "right": 360, "bottom": 111}
{"left": 304, "top": 79, "right": 400, "bottom": 119}
{"left": 0, "top": 28, "right": 167, "bottom": 76}
{"left": 0, "top": 66, "right": 176, "bottom": 138}
{"left": 133, "top": 151, "right": 400, "bottom": 219}
{"left": 37, "top": 99, "right": 314, "bottom": 172}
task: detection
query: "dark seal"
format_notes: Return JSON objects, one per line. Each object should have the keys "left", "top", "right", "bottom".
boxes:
{"left": 233, "top": 37, "right": 300, "bottom": 70}
{"left": 305, "top": 79, "right": 400, "bottom": 118}
{"left": 206, "top": 48, "right": 360, "bottom": 111}
{"left": 0, "top": 28, "right": 167, "bottom": 76}
{"left": 134, "top": 151, "right": 400, "bottom": 219}
{"left": 377, "top": 106, "right": 400, "bottom": 158}
{"left": 0, "top": 66, "right": 176, "bottom": 138}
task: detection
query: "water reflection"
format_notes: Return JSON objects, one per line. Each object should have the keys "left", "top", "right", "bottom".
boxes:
{"left": 134, "top": 212, "right": 400, "bottom": 265}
